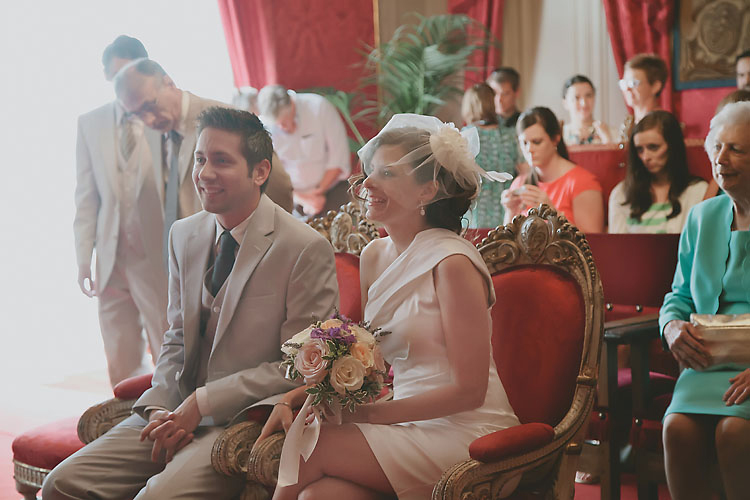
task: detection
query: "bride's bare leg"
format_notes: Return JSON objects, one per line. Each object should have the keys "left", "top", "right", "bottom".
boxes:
{"left": 299, "top": 477, "right": 390, "bottom": 500}
{"left": 272, "top": 424, "right": 394, "bottom": 500}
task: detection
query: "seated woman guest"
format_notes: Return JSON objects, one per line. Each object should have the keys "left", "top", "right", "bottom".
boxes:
{"left": 561, "top": 75, "right": 612, "bottom": 145}
{"left": 502, "top": 107, "right": 604, "bottom": 232}
{"left": 256, "top": 114, "right": 519, "bottom": 500}
{"left": 608, "top": 111, "right": 707, "bottom": 233}
{"left": 660, "top": 101, "right": 750, "bottom": 500}
{"left": 462, "top": 82, "right": 521, "bottom": 228}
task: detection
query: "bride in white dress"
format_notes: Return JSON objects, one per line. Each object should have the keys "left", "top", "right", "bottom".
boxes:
{"left": 257, "top": 114, "right": 519, "bottom": 500}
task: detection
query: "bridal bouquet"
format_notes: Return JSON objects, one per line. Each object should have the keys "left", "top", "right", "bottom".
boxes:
{"left": 281, "top": 313, "right": 388, "bottom": 412}
{"left": 277, "top": 313, "right": 389, "bottom": 486}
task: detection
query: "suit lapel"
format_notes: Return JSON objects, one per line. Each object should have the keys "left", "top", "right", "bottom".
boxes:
{"left": 142, "top": 128, "right": 165, "bottom": 207}
{"left": 96, "top": 103, "right": 119, "bottom": 197}
{"left": 212, "top": 195, "right": 276, "bottom": 350}
{"left": 182, "top": 213, "right": 215, "bottom": 377}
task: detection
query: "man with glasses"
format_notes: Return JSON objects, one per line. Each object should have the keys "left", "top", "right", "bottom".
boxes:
{"left": 114, "top": 59, "right": 293, "bottom": 258}
{"left": 617, "top": 53, "right": 668, "bottom": 142}
{"left": 73, "top": 36, "right": 169, "bottom": 388}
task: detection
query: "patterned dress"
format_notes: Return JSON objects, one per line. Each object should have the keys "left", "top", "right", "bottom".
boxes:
{"left": 464, "top": 125, "right": 520, "bottom": 229}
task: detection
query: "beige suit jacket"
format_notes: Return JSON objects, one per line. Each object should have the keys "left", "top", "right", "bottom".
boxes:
{"left": 73, "top": 101, "right": 165, "bottom": 290}
{"left": 134, "top": 194, "right": 338, "bottom": 425}
{"left": 145, "top": 92, "right": 294, "bottom": 218}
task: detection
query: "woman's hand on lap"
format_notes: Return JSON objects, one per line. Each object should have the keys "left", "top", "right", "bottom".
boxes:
{"left": 724, "top": 369, "right": 750, "bottom": 406}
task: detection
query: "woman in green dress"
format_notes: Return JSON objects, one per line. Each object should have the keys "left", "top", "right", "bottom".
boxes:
{"left": 660, "top": 101, "right": 750, "bottom": 500}
{"left": 461, "top": 83, "right": 521, "bottom": 228}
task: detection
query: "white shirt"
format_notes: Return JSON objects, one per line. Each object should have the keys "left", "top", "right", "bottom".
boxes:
{"left": 264, "top": 92, "right": 351, "bottom": 192}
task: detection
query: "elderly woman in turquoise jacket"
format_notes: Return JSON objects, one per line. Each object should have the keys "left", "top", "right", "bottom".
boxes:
{"left": 659, "top": 101, "right": 750, "bottom": 500}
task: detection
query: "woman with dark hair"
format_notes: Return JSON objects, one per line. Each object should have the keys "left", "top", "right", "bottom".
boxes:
{"left": 462, "top": 82, "right": 521, "bottom": 227}
{"left": 608, "top": 111, "right": 707, "bottom": 233}
{"left": 256, "top": 114, "right": 519, "bottom": 500}
{"left": 561, "top": 74, "right": 612, "bottom": 145}
{"left": 501, "top": 106, "right": 604, "bottom": 232}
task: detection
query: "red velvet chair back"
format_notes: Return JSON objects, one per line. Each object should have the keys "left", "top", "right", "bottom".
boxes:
{"left": 335, "top": 252, "right": 362, "bottom": 322}
{"left": 586, "top": 233, "right": 680, "bottom": 309}
{"left": 491, "top": 265, "right": 586, "bottom": 426}
{"left": 568, "top": 144, "right": 627, "bottom": 220}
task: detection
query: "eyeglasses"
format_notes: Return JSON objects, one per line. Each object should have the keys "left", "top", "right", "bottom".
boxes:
{"left": 618, "top": 78, "right": 642, "bottom": 91}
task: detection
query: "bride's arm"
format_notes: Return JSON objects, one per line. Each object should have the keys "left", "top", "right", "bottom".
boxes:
{"left": 349, "top": 254, "right": 491, "bottom": 425}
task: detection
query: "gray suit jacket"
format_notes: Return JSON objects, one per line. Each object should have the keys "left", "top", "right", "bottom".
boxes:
{"left": 73, "top": 101, "right": 165, "bottom": 290}
{"left": 145, "top": 92, "right": 294, "bottom": 218}
{"left": 134, "top": 194, "right": 338, "bottom": 425}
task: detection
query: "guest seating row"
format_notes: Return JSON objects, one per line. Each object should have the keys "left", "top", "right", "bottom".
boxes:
{"left": 13, "top": 203, "right": 604, "bottom": 500}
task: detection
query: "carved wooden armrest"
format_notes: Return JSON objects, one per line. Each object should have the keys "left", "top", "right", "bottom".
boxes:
{"left": 211, "top": 420, "right": 265, "bottom": 477}
{"left": 77, "top": 397, "right": 137, "bottom": 444}
{"left": 247, "top": 432, "right": 286, "bottom": 486}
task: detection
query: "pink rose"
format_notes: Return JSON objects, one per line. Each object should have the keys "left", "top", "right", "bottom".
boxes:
{"left": 329, "top": 356, "right": 366, "bottom": 394}
{"left": 294, "top": 339, "right": 329, "bottom": 384}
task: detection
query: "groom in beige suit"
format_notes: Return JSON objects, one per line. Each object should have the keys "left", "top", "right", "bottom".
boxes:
{"left": 74, "top": 36, "right": 168, "bottom": 387}
{"left": 44, "top": 107, "right": 338, "bottom": 499}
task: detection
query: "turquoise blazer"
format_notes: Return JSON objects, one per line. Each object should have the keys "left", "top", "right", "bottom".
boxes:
{"left": 659, "top": 195, "right": 750, "bottom": 336}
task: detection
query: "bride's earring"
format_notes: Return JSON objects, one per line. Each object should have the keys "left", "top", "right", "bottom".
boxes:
{"left": 419, "top": 206, "right": 426, "bottom": 216}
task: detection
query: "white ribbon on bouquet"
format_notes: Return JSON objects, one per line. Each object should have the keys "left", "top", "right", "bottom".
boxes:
{"left": 277, "top": 393, "right": 342, "bottom": 487}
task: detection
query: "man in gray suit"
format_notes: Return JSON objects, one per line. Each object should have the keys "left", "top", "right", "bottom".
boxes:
{"left": 74, "top": 36, "right": 169, "bottom": 387}
{"left": 43, "top": 107, "right": 339, "bottom": 499}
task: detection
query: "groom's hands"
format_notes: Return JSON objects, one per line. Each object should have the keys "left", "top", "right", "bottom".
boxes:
{"left": 140, "top": 392, "right": 202, "bottom": 463}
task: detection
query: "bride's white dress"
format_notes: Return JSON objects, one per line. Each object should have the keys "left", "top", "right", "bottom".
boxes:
{"left": 355, "top": 228, "right": 519, "bottom": 499}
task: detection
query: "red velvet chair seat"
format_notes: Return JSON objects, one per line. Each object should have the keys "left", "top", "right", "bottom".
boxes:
{"left": 12, "top": 417, "right": 84, "bottom": 471}
{"left": 113, "top": 373, "right": 153, "bottom": 400}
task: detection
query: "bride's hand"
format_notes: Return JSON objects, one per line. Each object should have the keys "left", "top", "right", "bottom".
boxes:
{"left": 253, "top": 402, "right": 293, "bottom": 451}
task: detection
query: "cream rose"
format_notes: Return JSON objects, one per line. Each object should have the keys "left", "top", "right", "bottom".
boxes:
{"left": 282, "top": 326, "right": 315, "bottom": 355}
{"left": 350, "top": 343, "right": 375, "bottom": 370}
{"left": 294, "top": 339, "right": 329, "bottom": 384}
{"left": 320, "top": 318, "right": 344, "bottom": 329}
{"left": 329, "top": 356, "right": 366, "bottom": 394}
{"left": 350, "top": 324, "right": 376, "bottom": 345}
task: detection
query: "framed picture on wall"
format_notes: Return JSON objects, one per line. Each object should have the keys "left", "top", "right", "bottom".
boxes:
{"left": 673, "top": 0, "right": 750, "bottom": 90}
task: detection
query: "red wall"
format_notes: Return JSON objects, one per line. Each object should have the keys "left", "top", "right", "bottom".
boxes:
{"left": 674, "top": 86, "right": 734, "bottom": 139}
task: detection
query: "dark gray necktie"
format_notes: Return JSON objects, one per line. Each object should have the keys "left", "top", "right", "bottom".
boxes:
{"left": 163, "top": 131, "right": 182, "bottom": 268}
{"left": 211, "top": 230, "right": 238, "bottom": 296}
{"left": 120, "top": 117, "right": 136, "bottom": 161}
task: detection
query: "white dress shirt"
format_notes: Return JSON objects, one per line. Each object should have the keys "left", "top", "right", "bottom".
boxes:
{"left": 265, "top": 92, "right": 351, "bottom": 192}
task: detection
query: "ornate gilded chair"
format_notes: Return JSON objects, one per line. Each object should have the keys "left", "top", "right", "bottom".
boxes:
{"left": 246, "top": 205, "right": 604, "bottom": 500}
{"left": 210, "top": 201, "right": 379, "bottom": 499}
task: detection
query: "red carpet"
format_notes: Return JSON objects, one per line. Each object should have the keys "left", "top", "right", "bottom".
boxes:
{"left": 575, "top": 474, "right": 672, "bottom": 499}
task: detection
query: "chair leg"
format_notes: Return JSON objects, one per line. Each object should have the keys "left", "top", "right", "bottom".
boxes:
{"left": 15, "top": 479, "right": 39, "bottom": 500}
{"left": 636, "top": 481, "right": 658, "bottom": 500}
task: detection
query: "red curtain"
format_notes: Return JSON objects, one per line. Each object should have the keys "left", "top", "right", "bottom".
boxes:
{"left": 217, "top": 0, "right": 374, "bottom": 91}
{"left": 448, "top": 0, "right": 504, "bottom": 86}
{"left": 602, "top": 0, "right": 675, "bottom": 111}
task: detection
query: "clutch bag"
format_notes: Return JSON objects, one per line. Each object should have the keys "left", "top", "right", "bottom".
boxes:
{"left": 691, "top": 313, "right": 750, "bottom": 368}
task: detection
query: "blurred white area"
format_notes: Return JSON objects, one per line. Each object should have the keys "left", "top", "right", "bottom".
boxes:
{"left": 0, "top": 1, "right": 234, "bottom": 426}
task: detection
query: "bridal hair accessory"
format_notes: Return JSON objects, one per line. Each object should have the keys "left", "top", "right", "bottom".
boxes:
{"left": 357, "top": 113, "right": 512, "bottom": 204}
{"left": 276, "top": 312, "right": 388, "bottom": 486}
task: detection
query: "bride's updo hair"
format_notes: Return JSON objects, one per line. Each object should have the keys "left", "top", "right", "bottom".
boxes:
{"left": 355, "top": 126, "right": 476, "bottom": 234}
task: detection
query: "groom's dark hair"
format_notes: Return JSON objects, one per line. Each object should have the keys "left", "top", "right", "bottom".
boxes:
{"left": 196, "top": 107, "right": 273, "bottom": 192}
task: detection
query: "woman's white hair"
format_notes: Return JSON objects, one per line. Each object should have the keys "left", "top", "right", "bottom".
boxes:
{"left": 705, "top": 101, "right": 750, "bottom": 160}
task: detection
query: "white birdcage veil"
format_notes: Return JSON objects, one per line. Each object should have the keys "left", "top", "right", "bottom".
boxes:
{"left": 356, "top": 114, "right": 511, "bottom": 205}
